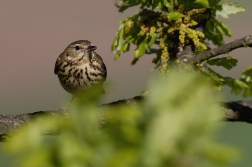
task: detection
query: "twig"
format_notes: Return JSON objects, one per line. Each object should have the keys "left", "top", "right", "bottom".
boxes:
{"left": 188, "top": 35, "right": 252, "bottom": 64}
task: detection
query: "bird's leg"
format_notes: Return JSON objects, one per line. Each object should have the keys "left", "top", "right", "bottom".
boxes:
{"left": 70, "top": 96, "right": 75, "bottom": 103}
{"left": 68, "top": 96, "right": 75, "bottom": 110}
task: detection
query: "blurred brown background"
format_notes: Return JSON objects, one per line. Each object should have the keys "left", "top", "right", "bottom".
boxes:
{"left": 0, "top": 0, "right": 154, "bottom": 113}
{"left": 0, "top": 0, "right": 252, "bottom": 166}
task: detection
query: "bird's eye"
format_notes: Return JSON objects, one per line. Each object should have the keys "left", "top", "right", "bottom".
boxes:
{"left": 75, "top": 46, "right": 80, "bottom": 50}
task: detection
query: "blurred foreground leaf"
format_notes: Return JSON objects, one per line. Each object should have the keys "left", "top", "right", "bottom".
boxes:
{"left": 5, "top": 71, "right": 238, "bottom": 167}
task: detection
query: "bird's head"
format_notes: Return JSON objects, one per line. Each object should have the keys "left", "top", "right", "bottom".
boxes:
{"left": 63, "top": 40, "right": 97, "bottom": 61}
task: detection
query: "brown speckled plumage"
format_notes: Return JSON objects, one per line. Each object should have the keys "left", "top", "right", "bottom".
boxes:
{"left": 54, "top": 40, "right": 107, "bottom": 99}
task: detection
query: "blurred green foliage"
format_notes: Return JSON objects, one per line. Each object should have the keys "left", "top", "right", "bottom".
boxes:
{"left": 5, "top": 71, "right": 238, "bottom": 167}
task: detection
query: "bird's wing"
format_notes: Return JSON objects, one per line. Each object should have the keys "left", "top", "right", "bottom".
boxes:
{"left": 92, "top": 51, "right": 107, "bottom": 81}
{"left": 54, "top": 56, "right": 62, "bottom": 74}
{"left": 101, "top": 63, "right": 107, "bottom": 81}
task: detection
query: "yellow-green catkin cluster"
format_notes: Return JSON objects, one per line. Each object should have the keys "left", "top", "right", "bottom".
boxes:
{"left": 117, "top": 6, "right": 210, "bottom": 74}
{"left": 169, "top": 6, "right": 208, "bottom": 52}
{"left": 139, "top": 25, "right": 147, "bottom": 36}
{"left": 178, "top": 24, "right": 206, "bottom": 51}
{"left": 159, "top": 35, "right": 169, "bottom": 75}
{"left": 137, "top": 9, "right": 162, "bottom": 36}
{"left": 188, "top": 8, "right": 210, "bottom": 21}
{"left": 149, "top": 26, "right": 156, "bottom": 36}
{"left": 138, "top": 24, "right": 157, "bottom": 37}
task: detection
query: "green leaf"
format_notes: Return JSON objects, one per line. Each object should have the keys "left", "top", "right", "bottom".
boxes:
{"left": 207, "top": 56, "right": 238, "bottom": 70}
{"left": 241, "top": 66, "right": 252, "bottom": 83}
{"left": 192, "top": 0, "right": 209, "bottom": 8}
{"left": 113, "top": 35, "right": 132, "bottom": 61}
{"left": 111, "top": 23, "right": 124, "bottom": 52}
{"left": 121, "top": 36, "right": 134, "bottom": 52}
{"left": 240, "top": 66, "right": 252, "bottom": 96}
{"left": 119, "top": 1, "right": 141, "bottom": 12}
{"left": 215, "top": 19, "right": 232, "bottom": 37}
{"left": 131, "top": 58, "right": 139, "bottom": 65}
{"left": 201, "top": 66, "right": 225, "bottom": 88}
{"left": 177, "top": 0, "right": 209, "bottom": 9}
{"left": 144, "top": 44, "right": 150, "bottom": 53}
{"left": 134, "top": 36, "right": 147, "bottom": 58}
{"left": 167, "top": 12, "right": 184, "bottom": 22}
{"left": 152, "top": 0, "right": 170, "bottom": 9}
{"left": 216, "top": 2, "right": 245, "bottom": 18}
{"left": 134, "top": 46, "right": 145, "bottom": 58}
{"left": 147, "top": 33, "right": 158, "bottom": 47}
{"left": 243, "top": 88, "right": 252, "bottom": 97}
{"left": 225, "top": 77, "right": 249, "bottom": 95}
{"left": 114, "top": 51, "right": 122, "bottom": 60}
{"left": 122, "top": 42, "right": 130, "bottom": 52}
{"left": 111, "top": 34, "right": 119, "bottom": 52}
{"left": 205, "top": 66, "right": 252, "bottom": 97}
{"left": 204, "top": 18, "right": 232, "bottom": 46}
{"left": 204, "top": 21, "right": 223, "bottom": 46}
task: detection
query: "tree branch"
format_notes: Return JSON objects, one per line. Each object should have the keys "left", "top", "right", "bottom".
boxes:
{"left": 188, "top": 35, "right": 252, "bottom": 64}
{"left": 223, "top": 101, "right": 252, "bottom": 123}
{"left": 0, "top": 95, "right": 251, "bottom": 141}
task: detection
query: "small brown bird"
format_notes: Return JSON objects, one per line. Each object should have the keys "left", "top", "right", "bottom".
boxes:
{"left": 54, "top": 40, "right": 107, "bottom": 101}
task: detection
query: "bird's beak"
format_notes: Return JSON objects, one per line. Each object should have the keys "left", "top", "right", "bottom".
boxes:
{"left": 85, "top": 45, "right": 97, "bottom": 53}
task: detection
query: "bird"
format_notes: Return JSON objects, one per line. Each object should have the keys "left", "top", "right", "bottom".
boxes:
{"left": 54, "top": 40, "right": 107, "bottom": 102}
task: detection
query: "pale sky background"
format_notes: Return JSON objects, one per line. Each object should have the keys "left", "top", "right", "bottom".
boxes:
{"left": 0, "top": 1, "right": 252, "bottom": 166}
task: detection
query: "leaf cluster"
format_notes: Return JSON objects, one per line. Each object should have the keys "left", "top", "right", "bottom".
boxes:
{"left": 112, "top": 0, "right": 250, "bottom": 96}
{"left": 112, "top": 1, "right": 213, "bottom": 72}
{"left": 202, "top": 57, "right": 252, "bottom": 96}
